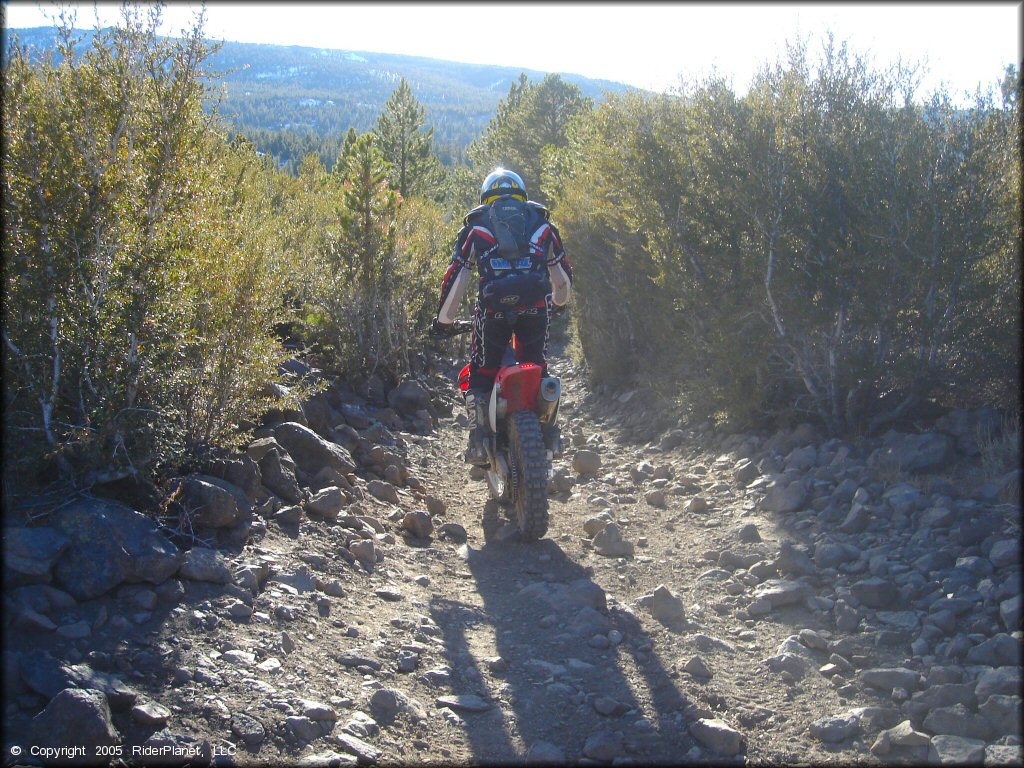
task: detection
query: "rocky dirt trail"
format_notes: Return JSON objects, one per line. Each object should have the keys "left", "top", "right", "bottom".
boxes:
{"left": 3, "top": 346, "right": 1022, "bottom": 767}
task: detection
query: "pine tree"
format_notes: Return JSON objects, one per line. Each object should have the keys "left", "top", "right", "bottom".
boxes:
{"left": 468, "top": 73, "right": 592, "bottom": 206}
{"left": 374, "top": 78, "right": 438, "bottom": 198}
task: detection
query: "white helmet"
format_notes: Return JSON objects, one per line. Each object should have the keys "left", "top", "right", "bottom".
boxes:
{"left": 480, "top": 168, "right": 527, "bottom": 204}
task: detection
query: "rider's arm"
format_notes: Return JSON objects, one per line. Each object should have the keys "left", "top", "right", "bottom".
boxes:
{"left": 545, "top": 223, "right": 573, "bottom": 307}
{"left": 437, "top": 226, "right": 474, "bottom": 325}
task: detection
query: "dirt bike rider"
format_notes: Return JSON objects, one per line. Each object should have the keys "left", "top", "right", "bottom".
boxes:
{"left": 432, "top": 168, "right": 573, "bottom": 465}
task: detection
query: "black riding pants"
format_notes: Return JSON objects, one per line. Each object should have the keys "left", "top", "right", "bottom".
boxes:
{"left": 468, "top": 301, "right": 550, "bottom": 395}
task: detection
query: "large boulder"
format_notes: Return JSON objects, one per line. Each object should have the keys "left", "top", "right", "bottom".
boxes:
{"left": 53, "top": 499, "right": 181, "bottom": 599}
{"left": 175, "top": 475, "right": 249, "bottom": 529}
{"left": 572, "top": 449, "right": 602, "bottom": 476}
{"left": 760, "top": 478, "right": 807, "bottom": 514}
{"left": 31, "top": 688, "right": 120, "bottom": 758}
{"left": 205, "top": 455, "right": 263, "bottom": 500}
{"left": 179, "top": 547, "right": 232, "bottom": 584}
{"left": 273, "top": 422, "right": 356, "bottom": 475}
{"left": 387, "top": 379, "right": 432, "bottom": 416}
{"left": 689, "top": 718, "right": 743, "bottom": 756}
{"left": 258, "top": 448, "right": 303, "bottom": 504}
{"left": 366, "top": 480, "right": 400, "bottom": 505}
{"left": 871, "top": 432, "right": 955, "bottom": 474}
{"left": 305, "top": 487, "right": 347, "bottom": 520}
{"left": 301, "top": 392, "right": 340, "bottom": 438}
{"left": 20, "top": 651, "right": 78, "bottom": 699}
{"left": 3, "top": 527, "right": 71, "bottom": 587}
{"left": 934, "top": 407, "right": 1003, "bottom": 456}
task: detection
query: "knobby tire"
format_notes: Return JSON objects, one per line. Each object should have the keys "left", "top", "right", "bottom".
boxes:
{"left": 509, "top": 409, "right": 549, "bottom": 541}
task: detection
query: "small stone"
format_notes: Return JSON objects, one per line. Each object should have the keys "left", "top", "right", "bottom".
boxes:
{"left": 484, "top": 656, "right": 508, "bottom": 674}
{"left": 978, "top": 694, "right": 1021, "bottom": 736}
{"left": 285, "top": 715, "right": 323, "bottom": 744}
{"left": 928, "top": 735, "right": 986, "bottom": 765}
{"left": 401, "top": 510, "right": 434, "bottom": 539}
{"left": 883, "top": 720, "right": 932, "bottom": 748}
{"left": 366, "top": 479, "right": 400, "bottom": 505}
{"left": 56, "top": 620, "right": 91, "bottom": 639}
{"left": 582, "top": 730, "right": 625, "bottom": 762}
{"left": 281, "top": 631, "right": 296, "bottom": 654}
{"left": 179, "top": 547, "right": 232, "bottom": 584}
{"left": 689, "top": 718, "right": 743, "bottom": 755}
{"left": 227, "top": 601, "right": 253, "bottom": 620}
{"left": 275, "top": 505, "right": 304, "bottom": 526}
{"left": 526, "top": 740, "right": 566, "bottom": 765}
{"left": 331, "top": 731, "right": 382, "bottom": 763}
{"left": 435, "top": 695, "right": 491, "bottom": 713}
{"left": 302, "top": 700, "right": 338, "bottom": 721}
{"left": 369, "top": 688, "right": 409, "bottom": 723}
{"left": 649, "top": 584, "right": 686, "bottom": 623}
{"left": 222, "top": 650, "right": 256, "bottom": 666}
{"left": 685, "top": 496, "right": 708, "bottom": 514}
{"left": 593, "top": 696, "right": 629, "bottom": 716}
{"left": 810, "top": 713, "right": 861, "bottom": 742}
{"left": 14, "top": 608, "right": 57, "bottom": 632}
{"left": 230, "top": 712, "right": 266, "bottom": 746}
{"left": 684, "top": 656, "right": 712, "bottom": 678}
{"left": 593, "top": 523, "right": 634, "bottom": 558}
{"left": 798, "top": 629, "right": 829, "bottom": 650}
{"left": 422, "top": 667, "right": 452, "bottom": 686}
{"left": 131, "top": 700, "right": 171, "bottom": 727}
{"left": 438, "top": 523, "right": 467, "bottom": 542}
{"left": 349, "top": 539, "right": 377, "bottom": 571}
{"left": 736, "top": 523, "right": 761, "bottom": 542}
{"left": 257, "top": 657, "right": 282, "bottom": 673}
{"left": 861, "top": 667, "right": 920, "bottom": 693}
{"left": 645, "top": 489, "right": 667, "bottom": 508}
{"left": 583, "top": 514, "right": 612, "bottom": 537}
{"left": 851, "top": 576, "right": 898, "bottom": 609}
{"left": 573, "top": 449, "right": 602, "bottom": 476}
{"left": 397, "top": 651, "right": 419, "bottom": 673}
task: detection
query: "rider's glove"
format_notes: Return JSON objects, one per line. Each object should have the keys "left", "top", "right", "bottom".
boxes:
{"left": 431, "top": 318, "right": 456, "bottom": 338}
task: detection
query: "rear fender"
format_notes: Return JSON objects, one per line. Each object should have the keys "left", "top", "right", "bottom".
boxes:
{"left": 489, "top": 364, "right": 543, "bottom": 430}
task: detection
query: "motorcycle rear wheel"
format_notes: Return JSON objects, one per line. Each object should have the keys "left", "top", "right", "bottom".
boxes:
{"left": 508, "top": 409, "right": 549, "bottom": 541}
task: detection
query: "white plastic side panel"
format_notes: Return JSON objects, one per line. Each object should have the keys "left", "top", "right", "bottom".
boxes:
{"left": 489, "top": 387, "right": 499, "bottom": 432}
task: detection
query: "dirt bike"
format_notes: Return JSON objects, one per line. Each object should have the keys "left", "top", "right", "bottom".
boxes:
{"left": 448, "top": 318, "right": 561, "bottom": 541}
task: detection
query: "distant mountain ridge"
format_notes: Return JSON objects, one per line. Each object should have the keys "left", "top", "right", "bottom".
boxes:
{"left": 5, "top": 26, "right": 639, "bottom": 160}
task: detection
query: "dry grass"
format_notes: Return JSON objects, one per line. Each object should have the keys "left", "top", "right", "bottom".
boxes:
{"left": 978, "top": 410, "right": 1022, "bottom": 477}
{"left": 977, "top": 410, "right": 1021, "bottom": 504}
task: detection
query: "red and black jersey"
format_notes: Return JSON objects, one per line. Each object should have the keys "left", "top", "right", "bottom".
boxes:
{"left": 436, "top": 201, "right": 572, "bottom": 323}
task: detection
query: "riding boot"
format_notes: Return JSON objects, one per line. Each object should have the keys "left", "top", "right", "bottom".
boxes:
{"left": 464, "top": 392, "right": 490, "bottom": 466}
{"left": 544, "top": 422, "right": 564, "bottom": 459}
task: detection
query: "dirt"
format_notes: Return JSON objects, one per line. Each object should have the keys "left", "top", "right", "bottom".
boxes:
{"left": 3, "top": 347, "right": 956, "bottom": 767}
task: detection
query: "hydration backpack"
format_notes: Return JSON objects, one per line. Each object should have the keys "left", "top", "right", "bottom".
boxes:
{"left": 488, "top": 196, "right": 533, "bottom": 264}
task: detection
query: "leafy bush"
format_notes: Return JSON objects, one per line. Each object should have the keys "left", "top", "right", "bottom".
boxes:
{"left": 552, "top": 38, "right": 1021, "bottom": 434}
{"left": 2, "top": 10, "right": 302, "bottom": 492}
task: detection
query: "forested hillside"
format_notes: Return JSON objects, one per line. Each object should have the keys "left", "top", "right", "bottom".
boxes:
{"left": 4, "top": 25, "right": 634, "bottom": 171}
{"left": 2, "top": 11, "right": 1020, "bottom": 500}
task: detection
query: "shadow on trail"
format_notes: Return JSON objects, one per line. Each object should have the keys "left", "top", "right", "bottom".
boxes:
{"left": 429, "top": 505, "right": 700, "bottom": 765}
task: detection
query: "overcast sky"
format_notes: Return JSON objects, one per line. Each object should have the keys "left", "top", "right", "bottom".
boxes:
{"left": 4, "top": 2, "right": 1021, "bottom": 103}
